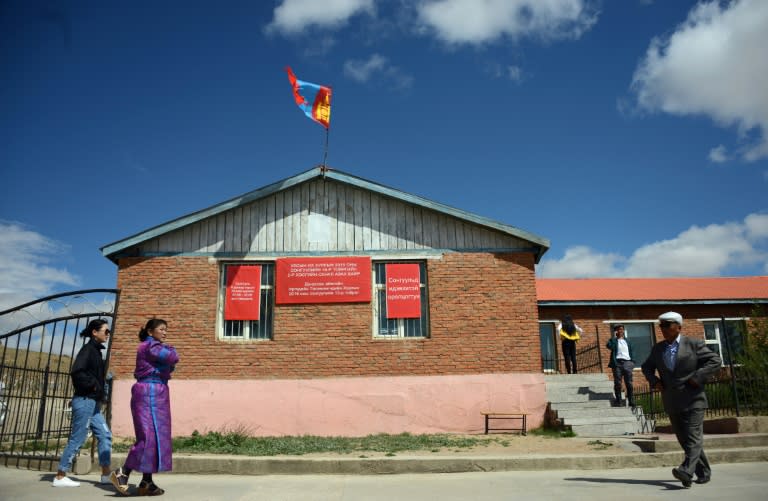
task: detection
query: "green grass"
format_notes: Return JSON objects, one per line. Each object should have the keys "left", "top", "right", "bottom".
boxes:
{"left": 113, "top": 429, "right": 528, "bottom": 456}
{"left": 8, "top": 427, "right": 574, "bottom": 456}
{"left": 528, "top": 428, "right": 576, "bottom": 438}
{"left": 174, "top": 431, "right": 487, "bottom": 456}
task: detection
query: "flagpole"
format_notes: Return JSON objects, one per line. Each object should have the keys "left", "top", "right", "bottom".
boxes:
{"left": 321, "top": 126, "right": 330, "bottom": 169}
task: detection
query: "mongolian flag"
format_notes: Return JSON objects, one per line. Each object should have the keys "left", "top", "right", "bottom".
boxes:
{"left": 285, "top": 67, "right": 332, "bottom": 129}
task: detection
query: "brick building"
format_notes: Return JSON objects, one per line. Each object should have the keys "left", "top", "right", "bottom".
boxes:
{"left": 102, "top": 167, "right": 768, "bottom": 438}
{"left": 102, "top": 167, "right": 551, "bottom": 437}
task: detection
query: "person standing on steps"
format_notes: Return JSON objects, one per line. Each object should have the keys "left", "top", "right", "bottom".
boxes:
{"left": 606, "top": 324, "right": 636, "bottom": 407}
{"left": 557, "top": 315, "right": 582, "bottom": 374}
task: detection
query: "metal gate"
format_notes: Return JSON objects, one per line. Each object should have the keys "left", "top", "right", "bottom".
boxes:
{"left": 0, "top": 289, "right": 119, "bottom": 470}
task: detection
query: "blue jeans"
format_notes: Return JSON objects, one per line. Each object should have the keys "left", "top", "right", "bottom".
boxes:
{"left": 57, "top": 396, "right": 112, "bottom": 472}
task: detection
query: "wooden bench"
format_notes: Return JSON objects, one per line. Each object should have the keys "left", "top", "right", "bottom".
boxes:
{"left": 481, "top": 412, "right": 527, "bottom": 435}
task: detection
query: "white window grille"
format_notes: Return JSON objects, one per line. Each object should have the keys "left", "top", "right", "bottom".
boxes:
{"left": 372, "top": 261, "right": 429, "bottom": 338}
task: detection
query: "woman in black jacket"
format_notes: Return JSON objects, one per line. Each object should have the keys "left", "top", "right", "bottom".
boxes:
{"left": 52, "top": 318, "right": 113, "bottom": 488}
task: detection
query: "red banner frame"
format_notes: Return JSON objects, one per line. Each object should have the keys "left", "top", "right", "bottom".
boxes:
{"left": 385, "top": 263, "right": 421, "bottom": 318}
{"left": 224, "top": 265, "right": 261, "bottom": 320}
{"left": 276, "top": 257, "right": 371, "bottom": 304}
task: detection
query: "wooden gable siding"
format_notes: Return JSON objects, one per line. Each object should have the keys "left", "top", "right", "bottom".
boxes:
{"left": 135, "top": 179, "right": 527, "bottom": 255}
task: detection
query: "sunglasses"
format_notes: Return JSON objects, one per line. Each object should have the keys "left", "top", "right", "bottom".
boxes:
{"left": 658, "top": 321, "right": 675, "bottom": 328}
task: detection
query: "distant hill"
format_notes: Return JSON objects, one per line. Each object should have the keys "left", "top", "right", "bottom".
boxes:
{"left": 1, "top": 347, "right": 76, "bottom": 398}
{"left": 1, "top": 346, "right": 75, "bottom": 372}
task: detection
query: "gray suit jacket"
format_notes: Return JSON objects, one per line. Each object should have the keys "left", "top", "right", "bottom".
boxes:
{"left": 641, "top": 335, "right": 722, "bottom": 413}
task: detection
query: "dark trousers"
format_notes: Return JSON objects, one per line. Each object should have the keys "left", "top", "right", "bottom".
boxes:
{"left": 562, "top": 340, "right": 577, "bottom": 374}
{"left": 612, "top": 359, "right": 635, "bottom": 405}
{"left": 669, "top": 408, "right": 711, "bottom": 479}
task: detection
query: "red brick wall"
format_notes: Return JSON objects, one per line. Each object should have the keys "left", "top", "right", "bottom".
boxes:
{"left": 110, "top": 253, "right": 541, "bottom": 379}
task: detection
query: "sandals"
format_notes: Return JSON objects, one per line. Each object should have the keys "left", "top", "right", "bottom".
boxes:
{"left": 109, "top": 467, "right": 164, "bottom": 496}
{"left": 138, "top": 480, "right": 165, "bottom": 496}
{"left": 109, "top": 468, "right": 130, "bottom": 496}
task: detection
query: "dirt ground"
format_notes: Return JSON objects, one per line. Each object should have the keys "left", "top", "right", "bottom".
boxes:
{"left": 115, "top": 434, "right": 640, "bottom": 460}
{"left": 278, "top": 434, "right": 635, "bottom": 459}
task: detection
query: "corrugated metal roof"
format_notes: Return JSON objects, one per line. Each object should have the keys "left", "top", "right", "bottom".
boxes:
{"left": 536, "top": 276, "right": 768, "bottom": 302}
{"left": 101, "top": 166, "right": 550, "bottom": 262}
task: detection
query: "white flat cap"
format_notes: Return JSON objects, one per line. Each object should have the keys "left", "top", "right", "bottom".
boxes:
{"left": 658, "top": 311, "right": 683, "bottom": 326}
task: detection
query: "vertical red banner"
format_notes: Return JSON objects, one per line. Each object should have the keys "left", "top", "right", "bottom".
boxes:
{"left": 225, "top": 265, "right": 262, "bottom": 320}
{"left": 386, "top": 263, "right": 421, "bottom": 318}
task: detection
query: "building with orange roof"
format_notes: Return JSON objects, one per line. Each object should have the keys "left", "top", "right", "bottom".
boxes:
{"left": 536, "top": 276, "right": 768, "bottom": 375}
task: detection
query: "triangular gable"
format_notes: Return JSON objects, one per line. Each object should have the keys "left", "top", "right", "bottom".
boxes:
{"left": 101, "top": 166, "right": 550, "bottom": 262}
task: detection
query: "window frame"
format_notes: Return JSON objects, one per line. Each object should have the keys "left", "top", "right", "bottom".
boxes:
{"left": 218, "top": 262, "right": 275, "bottom": 341}
{"left": 371, "top": 260, "right": 430, "bottom": 339}
{"left": 604, "top": 320, "right": 656, "bottom": 369}
{"left": 538, "top": 321, "right": 558, "bottom": 373}
{"left": 699, "top": 317, "right": 747, "bottom": 366}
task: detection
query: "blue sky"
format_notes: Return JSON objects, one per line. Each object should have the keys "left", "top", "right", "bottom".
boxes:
{"left": 2, "top": 0, "right": 767, "bottom": 310}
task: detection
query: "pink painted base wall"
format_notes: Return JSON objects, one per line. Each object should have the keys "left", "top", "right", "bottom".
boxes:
{"left": 111, "top": 373, "right": 545, "bottom": 437}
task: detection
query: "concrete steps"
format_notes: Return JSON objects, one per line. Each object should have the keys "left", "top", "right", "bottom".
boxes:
{"left": 545, "top": 374, "right": 642, "bottom": 437}
{"left": 633, "top": 433, "right": 768, "bottom": 453}
{"left": 556, "top": 408, "right": 638, "bottom": 419}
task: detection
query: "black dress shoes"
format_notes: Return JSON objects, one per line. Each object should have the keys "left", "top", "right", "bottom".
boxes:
{"left": 672, "top": 467, "right": 693, "bottom": 488}
{"left": 695, "top": 475, "right": 711, "bottom": 484}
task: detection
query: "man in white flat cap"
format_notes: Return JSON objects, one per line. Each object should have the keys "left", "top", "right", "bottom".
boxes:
{"left": 642, "top": 312, "right": 721, "bottom": 489}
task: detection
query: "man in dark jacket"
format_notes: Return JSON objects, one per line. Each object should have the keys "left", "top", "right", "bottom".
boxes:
{"left": 641, "top": 312, "right": 721, "bottom": 488}
{"left": 606, "top": 324, "right": 635, "bottom": 407}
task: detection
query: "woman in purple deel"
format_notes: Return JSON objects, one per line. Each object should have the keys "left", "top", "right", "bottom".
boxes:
{"left": 110, "top": 318, "right": 179, "bottom": 496}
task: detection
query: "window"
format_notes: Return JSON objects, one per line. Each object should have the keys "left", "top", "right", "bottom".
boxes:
{"left": 610, "top": 322, "right": 654, "bottom": 366}
{"left": 539, "top": 322, "right": 557, "bottom": 372}
{"left": 373, "top": 261, "right": 429, "bottom": 338}
{"left": 702, "top": 319, "right": 745, "bottom": 365}
{"left": 220, "top": 263, "right": 274, "bottom": 340}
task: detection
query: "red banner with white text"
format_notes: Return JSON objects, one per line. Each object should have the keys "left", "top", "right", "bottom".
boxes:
{"left": 225, "top": 265, "right": 261, "bottom": 320}
{"left": 385, "top": 263, "right": 421, "bottom": 318}
{"left": 276, "top": 257, "right": 371, "bottom": 304}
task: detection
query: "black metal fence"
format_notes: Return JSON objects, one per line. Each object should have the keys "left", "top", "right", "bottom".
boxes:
{"left": 0, "top": 289, "right": 119, "bottom": 469}
{"left": 573, "top": 341, "right": 603, "bottom": 374}
{"left": 633, "top": 369, "right": 768, "bottom": 428}
{"left": 542, "top": 339, "right": 604, "bottom": 374}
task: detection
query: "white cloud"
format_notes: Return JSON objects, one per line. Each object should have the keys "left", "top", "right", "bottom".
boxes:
{"left": 415, "top": 0, "right": 599, "bottom": 45}
{"left": 507, "top": 64, "right": 523, "bottom": 82}
{"left": 265, "top": 0, "right": 375, "bottom": 35}
{"left": 745, "top": 212, "right": 768, "bottom": 240}
{"left": 631, "top": 0, "right": 768, "bottom": 162}
{"left": 537, "top": 212, "right": 768, "bottom": 277}
{"left": 0, "top": 221, "right": 80, "bottom": 311}
{"left": 485, "top": 62, "right": 525, "bottom": 82}
{"left": 343, "top": 53, "right": 387, "bottom": 82}
{"left": 266, "top": 0, "right": 599, "bottom": 45}
{"left": 343, "top": 53, "right": 414, "bottom": 89}
{"left": 708, "top": 144, "right": 728, "bottom": 163}
{"left": 537, "top": 245, "right": 625, "bottom": 278}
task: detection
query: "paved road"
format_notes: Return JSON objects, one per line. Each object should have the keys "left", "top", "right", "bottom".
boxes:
{"left": 1, "top": 462, "right": 766, "bottom": 500}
